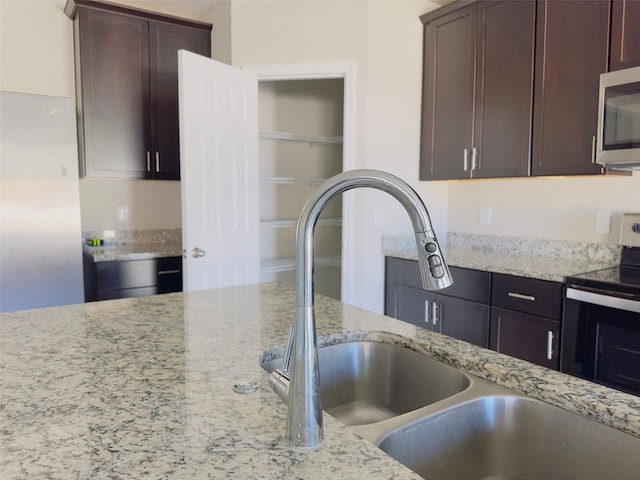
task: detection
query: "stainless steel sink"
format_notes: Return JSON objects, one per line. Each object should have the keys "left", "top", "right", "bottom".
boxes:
{"left": 377, "top": 394, "right": 640, "bottom": 480}
{"left": 261, "top": 341, "right": 470, "bottom": 426}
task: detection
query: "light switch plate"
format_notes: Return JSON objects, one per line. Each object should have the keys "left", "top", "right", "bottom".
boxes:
{"left": 479, "top": 206, "right": 492, "bottom": 225}
{"left": 619, "top": 213, "right": 640, "bottom": 247}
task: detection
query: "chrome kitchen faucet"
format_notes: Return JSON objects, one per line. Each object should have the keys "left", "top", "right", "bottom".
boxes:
{"left": 269, "top": 169, "right": 453, "bottom": 449}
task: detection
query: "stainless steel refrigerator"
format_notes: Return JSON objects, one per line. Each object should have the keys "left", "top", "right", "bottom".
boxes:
{"left": 1, "top": 91, "right": 84, "bottom": 312}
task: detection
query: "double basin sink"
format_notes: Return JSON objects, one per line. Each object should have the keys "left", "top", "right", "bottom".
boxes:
{"left": 261, "top": 340, "right": 640, "bottom": 480}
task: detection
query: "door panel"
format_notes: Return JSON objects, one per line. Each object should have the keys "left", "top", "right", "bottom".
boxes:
{"left": 531, "top": 0, "right": 609, "bottom": 176}
{"left": 438, "top": 295, "right": 490, "bottom": 348}
{"left": 150, "top": 21, "right": 211, "bottom": 179}
{"left": 420, "top": 4, "right": 477, "bottom": 180}
{"left": 77, "top": 7, "right": 149, "bottom": 177}
{"left": 178, "top": 50, "right": 260, "bottom": 291}
{"left": 610, "top": 0, "right": 640, "bottom": 71}
{"left": 473, "top": 0, "right": 534, "bottom": 178}
{"left": 396, "top": 285, "right": 433, "bottom": 329}
{"left": 490, "top": 307, "right": 560, "bottom": 369}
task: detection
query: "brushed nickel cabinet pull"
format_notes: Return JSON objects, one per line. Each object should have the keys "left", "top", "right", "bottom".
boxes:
{"left": 155, "top": 152, "right": 160, "bottom": 172}
{"left": 508, "top": 292, "right": 536, "bottom": 302}
{"left": 158, "top": 269, "right": 180, "bottom": 275}
{"left": 424, "top": 299, "right": 430, "bottom": 325}
{"left": 547, "top": 331, "right": 554, "bottom": 360}
{"left": 432, "top": 302, "right": 439, "bottom": 326}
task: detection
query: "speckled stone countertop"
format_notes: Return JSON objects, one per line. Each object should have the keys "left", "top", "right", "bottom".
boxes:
{"left": 383, "top": 233, "right": 620, "bottom": 282}
{"left": 83, "top": 229, "right": 182, "bottom": 262}
{"left": 84, "top": 242, "right": 183, "bottom": 262}
{"left": 2, "top": 283, "right": 639, "bottom": 479}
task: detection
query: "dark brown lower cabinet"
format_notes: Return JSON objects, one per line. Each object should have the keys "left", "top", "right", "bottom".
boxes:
{"left": 84, "top": 254, "right": 182, "bottom": 301}
{"left": 490, "top": 307, "right": 560, "bottom": 370}
{"left": 385, "top": 257, "right": 565, "bottom": 369}
{"left": 386, "top": 257, "right": 491, "bottom": 348}
{"left": 490, "top": 273, "right": 563, "bottom": 369}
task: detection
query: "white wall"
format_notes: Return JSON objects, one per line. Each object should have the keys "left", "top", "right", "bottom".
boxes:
{"left": 229, "top": 0, "right": 441, "bottom": 313}
{"left": 0, "top": 0, "right": 74, "bottom": 97}
{"left": 445, "top": 172, "right": 640, "bottom": 243}
{"left": 0, "top": 0, "right": 208, "bottom": 232}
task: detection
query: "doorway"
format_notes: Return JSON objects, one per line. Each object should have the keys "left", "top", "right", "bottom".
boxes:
{"left": 245, "top": 63, "right": 356, "bottom": 301}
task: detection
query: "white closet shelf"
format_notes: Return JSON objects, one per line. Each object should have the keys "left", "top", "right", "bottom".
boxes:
{"left": 261, "top": 176, "right": 328, "bottom": 185}
{"left": 260, "top": 218, "right": 342, "bottom": 228}
{"left": 259, "top": 130, "right": 343, "bottom": 145}
{"left": 261, "top": 254, "right": 341, "bottom": 273}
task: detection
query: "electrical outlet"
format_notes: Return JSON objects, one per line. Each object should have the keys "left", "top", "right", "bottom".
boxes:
{"left": 117, "top": 205, "right": 129, "bottom": 223}
{"left": 595, "top": 210, "right": 611, "bottom": 234}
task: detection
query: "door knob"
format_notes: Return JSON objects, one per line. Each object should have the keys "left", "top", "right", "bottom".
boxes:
{"left": 192, "top": 247, "right": 206, "bottom": 258}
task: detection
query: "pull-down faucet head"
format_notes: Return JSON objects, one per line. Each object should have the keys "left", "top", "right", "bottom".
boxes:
{"left": 276, "top": 169, "right": 452, "bottom": 448}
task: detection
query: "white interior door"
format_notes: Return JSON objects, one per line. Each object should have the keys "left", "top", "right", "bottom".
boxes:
{"left": 178, "top": 50, "right": 260, "bottom": 291}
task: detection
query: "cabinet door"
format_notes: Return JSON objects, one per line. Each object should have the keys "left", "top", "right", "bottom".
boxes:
{"left": 490, "top": 307, "right": 560, "bottom": 369}
{"left": 436, "top": 294, "right": 490, "bottom": 348}
{"left": 531, "top": 0, "right": 609, "bottom": 176}
{"left": 420, "top": 4, "right": 477, "bottom": 180}
{"left": 149, "top": 21, "right": 211, "bottom": 180}
{"left": 472, "top": 0, "right": 534, "bottom": 178}
{"left": 76, "top": 7, "right": 149, "bottom": 178}
{"left": 156, "top": 256, "right": 183, "bottom": 293}
{"left": 394, "top": 285, "right": 434, "bottom": 330}
{"left": 610, "top": 0, "right": 640, "bottom": 71}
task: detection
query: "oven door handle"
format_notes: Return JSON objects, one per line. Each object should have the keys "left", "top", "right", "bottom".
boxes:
{"left": 566, "top": 287, "right": 640, "bottom": 314}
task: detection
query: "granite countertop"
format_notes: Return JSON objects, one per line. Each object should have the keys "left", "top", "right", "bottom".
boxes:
{"left": 2, "top": 283, "right": 639, "bottom": 479}
{"left": 84, "top": 242, "right": 183, "bottom": 262}
{"left": 383, "top": 233, "right": 620, "bottom": 282}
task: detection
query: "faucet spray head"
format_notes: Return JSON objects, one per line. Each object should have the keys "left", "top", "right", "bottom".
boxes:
{"left": 415, "top": 231, "right": 453, "bottom": 291}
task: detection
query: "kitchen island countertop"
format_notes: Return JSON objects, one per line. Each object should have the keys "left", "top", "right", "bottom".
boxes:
{"left": 2, "top": 283, "right": 639, "bottom": 479}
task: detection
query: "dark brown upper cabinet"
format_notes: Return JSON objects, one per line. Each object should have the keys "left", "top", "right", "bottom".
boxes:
{"left": 530, "top": 0, "right": 609, "bottom": 177}
{"left": 419, "top": 0, "right": 621, "bottom": 180}
{"left": 420, "top": 0, "right": 535, "bottom": 180}
{"left": 610, "top": 0, "right": 640, "bottom": 71}
{"left": 66, "top": 1, "right": 211, "bottom": 180}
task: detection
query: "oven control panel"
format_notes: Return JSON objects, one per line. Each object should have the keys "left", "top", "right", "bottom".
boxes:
{"left": 620, "top": 213, "right": 640, "bottom": 247}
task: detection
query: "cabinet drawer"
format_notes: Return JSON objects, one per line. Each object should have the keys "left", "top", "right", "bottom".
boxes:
{"left": 97, "top": 286, "right": 157, "bottom": 301}
{"left": 96, "top": 259, "right": 156, "bottom": 291}
{"left": 386, "top": 257, "right": 491, "bottom": 303}
{"left": 491, "top": 273, "right": 562, "bottom": 320}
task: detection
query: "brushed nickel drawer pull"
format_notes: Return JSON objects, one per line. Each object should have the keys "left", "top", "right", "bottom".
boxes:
{"left": 547, "top": 331, "right": 554, "bottom": 360}
{"left": 508, "top": 292, "right": 536, "bottom": 301}
{"left": 158, "top": 269, "right": 180, "bottom": 275}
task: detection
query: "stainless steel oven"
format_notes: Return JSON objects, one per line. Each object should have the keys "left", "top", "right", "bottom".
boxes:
{"left": 561, "top": 221, "right": 640, "bottom": 395}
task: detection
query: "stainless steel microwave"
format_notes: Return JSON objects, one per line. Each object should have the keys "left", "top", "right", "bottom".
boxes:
{"left": 596, "top": 65, "right": 640, "bottom": 170}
